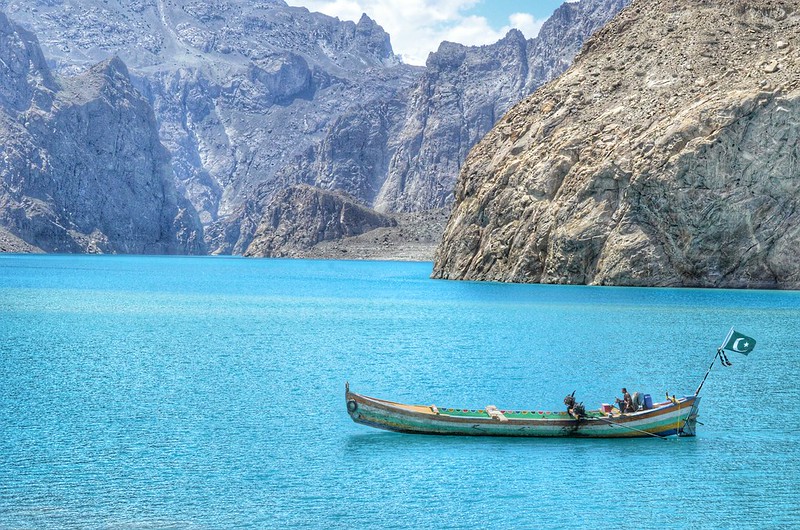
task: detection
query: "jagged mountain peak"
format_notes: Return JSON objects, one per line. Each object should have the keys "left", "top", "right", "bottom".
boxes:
{"left": 500, "top": 28, "right": 527, "bottom": 44}
{"left": 352, "top": 12, "right": 395, "bottom": 64}
{"left": 356, "top": 12, "right": 379, "bottom": 30}
{"left": 426, "top": 41, "right": 467, "bottom": 69}
{"left": 89, "top": 55, "right": 131, "bottom": 81}
{"left": 0, "top": 9, "right": 56, "bottom": 111}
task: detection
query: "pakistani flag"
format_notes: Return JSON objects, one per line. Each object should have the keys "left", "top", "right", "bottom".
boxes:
{"left": 722, "top": 330, "right": 756, "bottom": 355}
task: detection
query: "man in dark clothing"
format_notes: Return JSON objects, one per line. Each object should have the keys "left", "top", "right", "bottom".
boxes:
{"left": 616, "top": 388, "right": 634, "bottom": 413}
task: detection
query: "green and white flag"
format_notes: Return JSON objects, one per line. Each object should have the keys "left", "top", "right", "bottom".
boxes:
{"left": 722, "top": 329, "right": 756, "bottom": 355}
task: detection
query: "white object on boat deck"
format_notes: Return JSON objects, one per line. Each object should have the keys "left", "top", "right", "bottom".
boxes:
{"left": 485, "top": 405, "right": 508, "bottom": 422}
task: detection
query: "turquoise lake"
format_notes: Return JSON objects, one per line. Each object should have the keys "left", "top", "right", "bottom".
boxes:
{"left": 1, "top": 255, "right": 799, "bottom": 528}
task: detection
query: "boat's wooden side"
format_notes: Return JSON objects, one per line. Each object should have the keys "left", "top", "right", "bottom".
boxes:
{"left": 345, "top": 385, "right": 701, "bottom": 438}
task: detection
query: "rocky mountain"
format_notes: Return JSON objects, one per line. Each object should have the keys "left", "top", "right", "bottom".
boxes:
{"left": 243, "top": 184, "right": 396, "bottom": 257}
{"left": 0, "top": 12, "right": 202, "bottom": 253}
{"left": 239, "top": 0, "right": 630, "bottom": 256}
{"left": 376, "top": 0, "right": 630, "bottom": 213}
{"left": 0, "top": 0, "right": 629, "bottom": 257}
{"left": 0, "top": 0, "right": 419, "bottom": 254}
{"left": 433, "top": 0, "right": 800, "bottom": 289}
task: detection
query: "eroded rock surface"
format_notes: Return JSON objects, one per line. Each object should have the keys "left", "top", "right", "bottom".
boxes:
{"left": 0, "top": 13, "right": 203, "bottom": 253}
{"left": 434, "top": 0, "right": 800, "bottom": 289}
{"left": 244, "top": 185, "right": 396, "bottom": 257}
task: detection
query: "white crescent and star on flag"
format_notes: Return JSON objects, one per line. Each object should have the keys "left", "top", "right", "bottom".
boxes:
{"left": 732, "top": 338, "right": 751, "bottom": 352}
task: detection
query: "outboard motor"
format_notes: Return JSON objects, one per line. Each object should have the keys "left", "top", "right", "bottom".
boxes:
{"left": 632, "top": 391, "right": 644, "bottom": 412}
{"left": 564, "top": 391, "right": 585, "bottom": 419}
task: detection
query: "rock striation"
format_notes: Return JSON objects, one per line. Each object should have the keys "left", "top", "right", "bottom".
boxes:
{"left": 434, "top": 0, "right": 800, "bottom": 289}
{"left": 243, "top": 184, "right": 395, "bottom": 257}
{"left": 0, "top": 13, "right": 203, "bottom": 253}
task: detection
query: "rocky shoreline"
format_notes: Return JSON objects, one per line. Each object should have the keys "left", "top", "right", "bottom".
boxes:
{"left": 249, "top": 207, "right": 449, "bottom": 262}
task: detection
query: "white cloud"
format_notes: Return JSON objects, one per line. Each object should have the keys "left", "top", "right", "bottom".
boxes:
{"left": 507, "top": 13, "right": 545, "bottom": 41}
{"left": 285, "top": 1, "right": 545, "bottom": 66}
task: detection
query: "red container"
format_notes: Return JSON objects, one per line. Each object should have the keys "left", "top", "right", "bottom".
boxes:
{"left": 601, "top": 403, "right": 612, "bottom": 413}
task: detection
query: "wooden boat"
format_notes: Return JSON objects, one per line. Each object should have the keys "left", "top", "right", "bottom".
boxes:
{"left": 346, "top": 329, "right": 756, "bottom": 439}
{"left": 345, "top": 383, "right": 701, "bottom": 438}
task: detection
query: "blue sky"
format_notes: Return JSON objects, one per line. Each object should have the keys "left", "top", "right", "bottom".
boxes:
{"left": 471, "top": 1, "right": 568, "bottom": 28}
{"left": 285, "top": 1, "right": 573, "bottom": 65}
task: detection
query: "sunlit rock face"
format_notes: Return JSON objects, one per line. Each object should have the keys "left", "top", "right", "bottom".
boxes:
{"left": 434, "top": 0, "right": 800, "bottom": 289}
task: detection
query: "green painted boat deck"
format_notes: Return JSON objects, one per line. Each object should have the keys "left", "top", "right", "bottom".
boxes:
{"left": 434, "top": 408, "right": 609, "bottom": 420}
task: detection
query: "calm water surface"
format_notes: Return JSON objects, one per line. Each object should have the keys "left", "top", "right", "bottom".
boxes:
{"left": 1, "top": 255, "right": 799, "bottom": 529}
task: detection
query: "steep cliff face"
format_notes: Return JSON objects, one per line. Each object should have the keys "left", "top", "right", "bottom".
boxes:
{"left": 0, "top": 13, "right": 203, "bottom": 253}
{"left": 244, "top": 185, "right": 396, "bottom": 257}
{"left": 375, "top": 0, "right": 631, "bottom": 213}
{"left": 434, "top": 0, "right": 800, "bottom": 289}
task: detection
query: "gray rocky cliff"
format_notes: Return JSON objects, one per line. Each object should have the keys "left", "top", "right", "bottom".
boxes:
{"left": 434, "top": 0, "right": 800, "bottom": 289}
{"left": 0, "top": 12, "right": 203, "bottom": 253}
{"left": 0, "top": 0, "right": 418, "bottom": 255}
{"left": 244, "top": 184, "right": 396, "bottom": 257}
{"left": 376, "top": 0, "right": 630, "bottom": 213}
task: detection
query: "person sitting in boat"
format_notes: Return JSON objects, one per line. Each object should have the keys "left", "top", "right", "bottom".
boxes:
{"left": 616, "top": 388, "right": 634, "bottom": 413}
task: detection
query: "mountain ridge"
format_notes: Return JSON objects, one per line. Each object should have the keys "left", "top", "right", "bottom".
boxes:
{"left": 0, "top": 0, "right": 630, "bottom": 257}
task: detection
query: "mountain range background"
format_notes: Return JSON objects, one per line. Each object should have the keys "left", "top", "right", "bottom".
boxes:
{"left": 0, "top": 0, "right": 628, "bottom": 258}
{"left": 0, "top": 0, "right": 797, "bottom": 289}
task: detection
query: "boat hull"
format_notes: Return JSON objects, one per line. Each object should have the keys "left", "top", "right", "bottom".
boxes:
{"left": 346, "top": 386, "right": 700, "bottom": 438}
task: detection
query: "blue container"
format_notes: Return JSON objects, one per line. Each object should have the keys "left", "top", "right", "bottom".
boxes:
{"left": 644, "top": 394, "right": 653, "bottom": 410}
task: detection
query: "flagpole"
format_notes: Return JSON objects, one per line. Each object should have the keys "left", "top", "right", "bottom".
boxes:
{"left": 694, "top": 349, "right": 719, "bottom": 397}
{"left": 694, "top": 328, "right": 733, "bottom": 397}
{"left": 720, "top": 327, "right": 734, "bottom": 350}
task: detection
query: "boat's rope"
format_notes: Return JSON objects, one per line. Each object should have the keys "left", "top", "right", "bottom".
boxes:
{"left": 594, "top": 416, "right": 671, "bottom": 440}
{"left": 695, "top": 348, "right": 724, "bottom": 397}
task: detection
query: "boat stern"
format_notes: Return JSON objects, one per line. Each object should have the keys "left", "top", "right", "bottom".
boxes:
{"left": 345, "top": 382, "right": 358, "bottom": 420}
